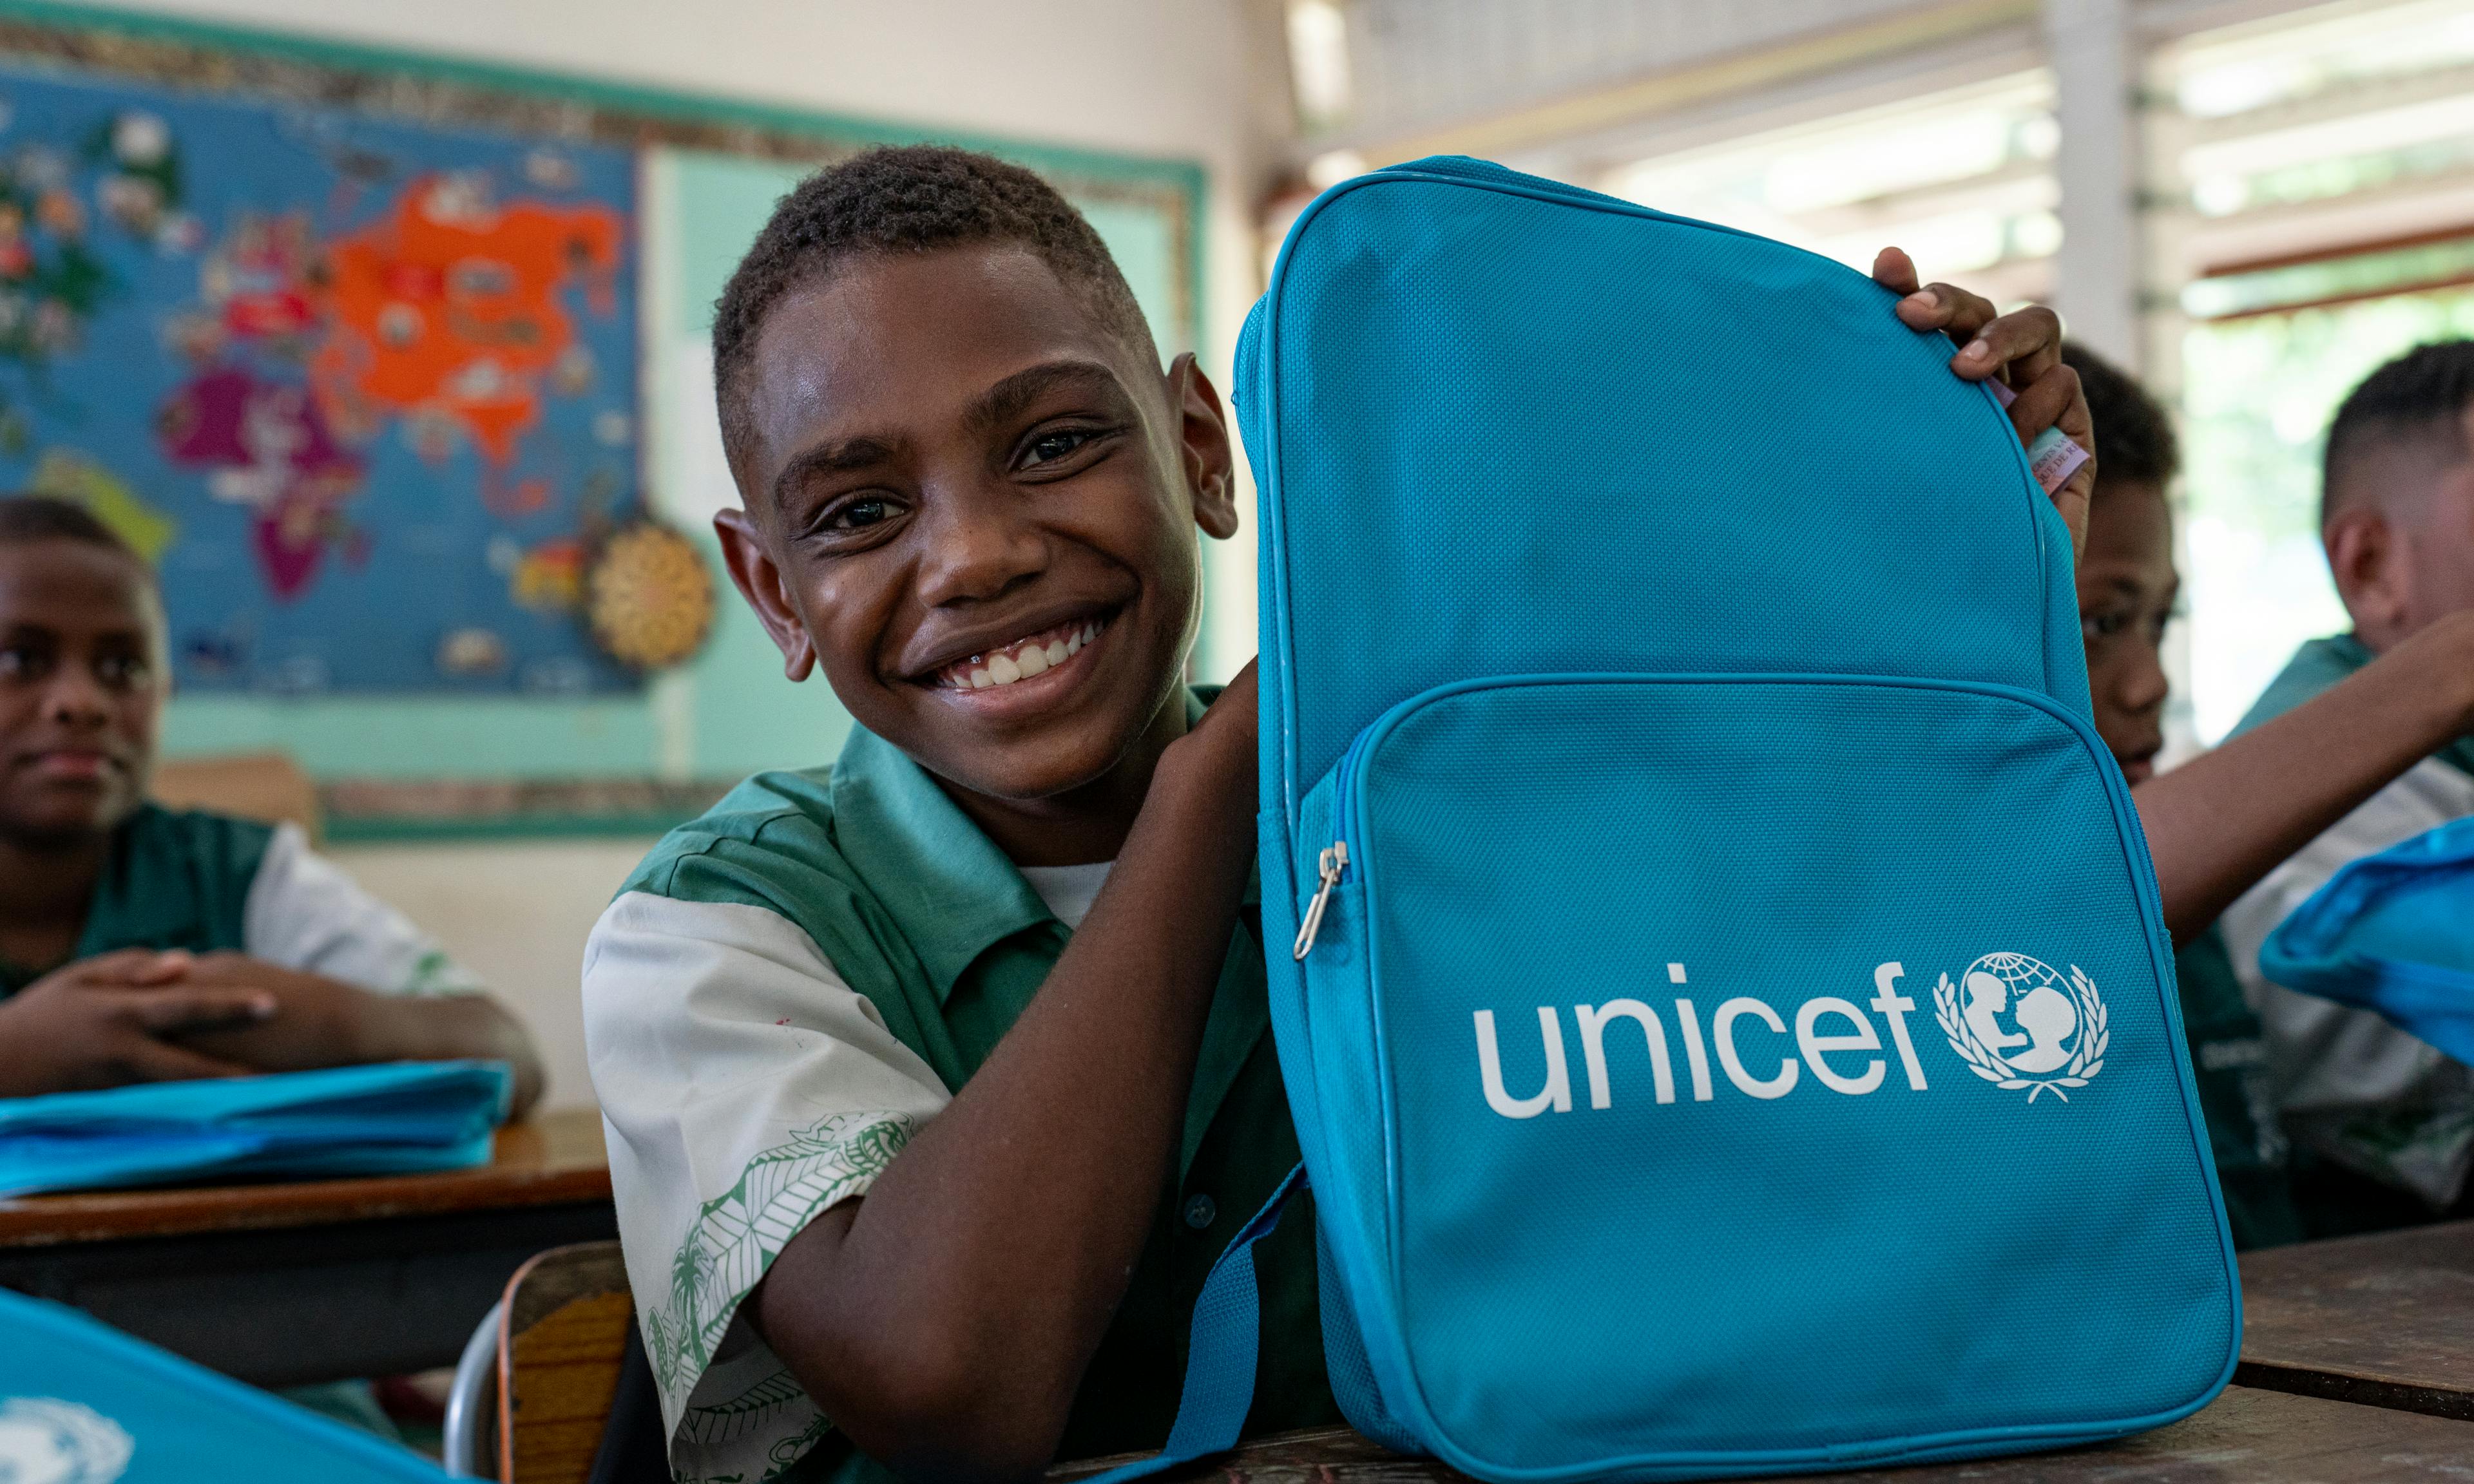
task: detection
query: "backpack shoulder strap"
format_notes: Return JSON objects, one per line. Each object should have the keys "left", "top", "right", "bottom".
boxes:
{"left": 1080, "top": 1163, "right": 1309, "bottom": 1483}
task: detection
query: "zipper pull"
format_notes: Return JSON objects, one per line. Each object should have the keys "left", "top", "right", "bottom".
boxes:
{"left": 1292, "top": 841, "right": 1349, "bottom": 961}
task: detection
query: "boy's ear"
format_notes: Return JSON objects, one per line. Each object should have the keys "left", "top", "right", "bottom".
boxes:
{"left": 2327, "top": 506, "right": 2411, "bottom": 639}
{"left": 714, "top": 508, "right": 820, "bottom": 682}
{"left": 1169, "top": 352, "right": 1240, "bottom": 541}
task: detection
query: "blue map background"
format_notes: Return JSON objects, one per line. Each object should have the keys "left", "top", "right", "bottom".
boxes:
{"left": 0, "top": 60, "right": 639, "bottom": 694}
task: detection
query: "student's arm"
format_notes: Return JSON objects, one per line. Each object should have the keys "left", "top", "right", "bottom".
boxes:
{"left": 2135, "top": 609, "right": 2474, "bottom": 944}
{"left": 160, "top": 826, "right": 545, "bottom": 1112}
{"left": 168, "top": 954, "right": 545, "bottom": 1115}
{"left": 0, "top": 948, "right": 276, "bottom": 1097}
{"left": 747, "top": 667, "right": 1260, "bottom": 1483}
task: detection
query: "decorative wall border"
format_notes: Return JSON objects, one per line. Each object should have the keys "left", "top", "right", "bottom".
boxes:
{"left": 318, "top": 777, "right": 736, "bottom": 842}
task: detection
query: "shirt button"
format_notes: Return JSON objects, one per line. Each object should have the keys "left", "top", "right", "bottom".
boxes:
{"left": 1182, "top": 1194, "right": 1217, "bottom": 1230}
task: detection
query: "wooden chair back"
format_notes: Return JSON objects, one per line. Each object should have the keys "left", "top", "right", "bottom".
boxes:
{"left": 149, "top": 749, "right": 323, "bottom": 842}
{"left": 495, "top": 1241, "right": 636, "bottom": 1484}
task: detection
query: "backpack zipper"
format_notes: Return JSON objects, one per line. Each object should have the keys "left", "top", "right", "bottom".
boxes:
{"left": 1293, "top": 725, "right": 1377, "bottom": 960}
{"left": 1291, "top": 841, "right": 1350, "bottom": 960}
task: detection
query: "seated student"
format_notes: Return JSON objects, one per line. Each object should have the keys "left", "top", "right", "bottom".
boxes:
{"left": 2068, "top": 343, "right": 2474, "bottom": 1242}
{"left": 581, "top": 146, "right": 2096, "bottom": 1484}
{"left": 2194, "top": 342, "right": 2474, "bottom": 1232}
{"left": 2062, "top": 348, "right": 2333, "bottom": 1244}
{"left": 0, "top": 496, "right": 542, "bottom": 1110}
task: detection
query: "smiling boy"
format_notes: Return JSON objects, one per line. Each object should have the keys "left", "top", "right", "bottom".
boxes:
{"left": 582, "top": 147, "right": 2096, "bottom": 1484}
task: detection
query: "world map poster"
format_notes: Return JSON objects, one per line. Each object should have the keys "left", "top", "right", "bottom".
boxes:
{"left": 0, "top": 61, "right": 640, "bottom": 693}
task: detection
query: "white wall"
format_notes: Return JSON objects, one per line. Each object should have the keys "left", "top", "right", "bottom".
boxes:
{"left": 84, "top": 0, "right": 1290, "bottom": 1110}
{"left": 328, "top": 838, "right": 657, "bottom": 1112}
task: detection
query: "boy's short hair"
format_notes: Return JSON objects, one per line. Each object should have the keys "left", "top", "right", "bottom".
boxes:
{"left": 2323, "top": 340, "right": 2474, "bottom": 526}
{"left": 2060, "top": 341, "right": 2177, "bottom": 490}
{"left": 711, "top": 145, "right": 1156, "bottom": 484}
{"left": 0, "top": 495, "right": 147, "bottom": 571}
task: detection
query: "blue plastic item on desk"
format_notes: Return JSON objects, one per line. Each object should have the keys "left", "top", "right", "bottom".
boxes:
{"left": 0, "top": 1285, "right": 450, "bottom": 1479}
{"left": 0, "top": 1060, "right": 511, "bottom": 1198}
{"left": 2261, "top": 814, "right": 2474, "bottom": 1063}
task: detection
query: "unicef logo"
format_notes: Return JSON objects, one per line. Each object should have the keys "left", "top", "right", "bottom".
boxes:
{"left": 0, "top": 1396, "right": 133, "bottom": 1483}
{"left": 1933, "top": 952, "right": 2107, "bottom": 1102}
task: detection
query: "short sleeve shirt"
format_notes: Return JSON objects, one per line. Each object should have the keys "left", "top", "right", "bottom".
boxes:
{"left": 0, "top": 804, "right": 477, "bottom": 998}
{"left": 584, "top": 705, "right": 1333, "bottom": 1484}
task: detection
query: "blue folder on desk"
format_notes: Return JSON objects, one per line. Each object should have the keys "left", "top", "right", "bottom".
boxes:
{"left": 0, "top": 1061, "right": 511, "bottom": 1199}
{"left": 2261, "top": 814, "right": 2474, "bottom": 1062}
{"left": 0, "top": 1284, "right": 450, "bottom": 1479}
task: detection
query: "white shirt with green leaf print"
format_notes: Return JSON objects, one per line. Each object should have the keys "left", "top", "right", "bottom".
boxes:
{"left": 584, "top": 889, "right": 950, "bottom": 1484}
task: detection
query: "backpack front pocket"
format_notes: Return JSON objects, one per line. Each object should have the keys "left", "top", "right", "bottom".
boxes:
{"left": 1289, "top": 673, "right": 2234, "bottom": 1479}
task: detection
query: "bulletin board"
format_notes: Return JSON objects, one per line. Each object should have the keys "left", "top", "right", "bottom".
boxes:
{"left": 0, "top": 2, "right": 1207, "bottom": 812}
{"left": 0, "top": 54, "right": 641, "bottom": 694}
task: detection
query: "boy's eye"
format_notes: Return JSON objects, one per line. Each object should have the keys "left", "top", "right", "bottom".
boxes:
{"left": 1022, "top": 427, "right": 1106, "bottom": 469}
{"left": 93, "top": 654, "right": 149, "bottom": 691}
{"left": 2084, "top": 611, "right": 2129, "bottom": 640}
{"left": 817, "top": 494, "right": 905, "bottom": 536}
{"left": 0, "top": 643, "right": 51, "bottom": 681}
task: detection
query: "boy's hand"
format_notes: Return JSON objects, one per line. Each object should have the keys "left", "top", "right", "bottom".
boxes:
{"left": 1872, "top": 246, "right": 2096, "bottom": 558}
{"left": 165, "top": 951, "right": 545, "bottom": 1113}
{"left": 166, "top": 953, "right": 374, "bottom": 1071}
{"left": 0, "top": 948, "right": 273, "bottom": 1096}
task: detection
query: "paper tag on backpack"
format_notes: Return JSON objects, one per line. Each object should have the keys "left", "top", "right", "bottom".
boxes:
{"left": 1986, "top": 379, "right": 2091, "bottom": 497}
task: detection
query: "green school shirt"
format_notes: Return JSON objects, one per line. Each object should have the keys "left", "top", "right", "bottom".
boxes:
{"left": 611, "top": 692, "right": 1336, "bottom": 1481}
{"left": 0, "top": 804, "right": 273, "bottom": 996}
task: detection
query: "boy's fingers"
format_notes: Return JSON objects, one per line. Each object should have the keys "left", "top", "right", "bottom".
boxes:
{"left": 76, "top": 947, "right": 177, "bottom": 982}
{"left": 1871, "top": 246, "right": 1921, "bottom": 297}
{"left": 128, "top": 987, "right": 279, "bottom": 1034}
{"left": 126, "top": 949, "right": 193, "bottom": 986}
{"left": 2004, "top": 363, "right": 2084, "bottom": 448}
{"left": 1952, "top": 304, "right": 2062, "bottom": 384}
{"left": 120, "top": 1038, "right": 256, "bottom": 1084}
{"left": 1935, "top": 282, "right": 2000, "bottom": 340}
{"left": 2005, "top": 362, "right": 2096, "bottom": 558}
{"left": 1904, "top": 280, "right": 1997, "bottom": 340}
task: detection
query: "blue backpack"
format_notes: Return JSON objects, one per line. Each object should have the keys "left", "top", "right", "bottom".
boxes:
{"left": 1100, "top": 157, "right": 2238, "bottom": 1483}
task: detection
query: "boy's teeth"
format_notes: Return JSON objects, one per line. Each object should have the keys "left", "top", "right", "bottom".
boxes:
{"left": 946, "top": 618, "right": 1106, "bottom": 690}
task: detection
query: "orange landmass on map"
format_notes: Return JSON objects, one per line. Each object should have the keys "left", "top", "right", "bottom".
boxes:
{"left": 312, "top": 175, "right": 621, "bottom": 466}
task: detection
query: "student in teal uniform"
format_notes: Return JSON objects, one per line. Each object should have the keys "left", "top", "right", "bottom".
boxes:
{"left": 580, "top": 145, "right": 2098, "bottom": 1484}
{"left": 2210, "top": 343, "right": 2474, "bottom": 1231}
{"left": 2060, "top": 343, "right": 2474, "bottom": 1245}
{"left": 0, "top": 496, "right": 544, "bottom": 1108}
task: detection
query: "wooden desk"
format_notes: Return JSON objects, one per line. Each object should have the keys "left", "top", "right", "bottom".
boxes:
{"left": 2238, "top": 1217, "right": 2474, "bottom": 1420}
{"left": 1055, "top": 1387, "right": 2474, "bottom": 1483}
{"left": 0, "top": 1108, "right": 615, "bottom": 1387}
